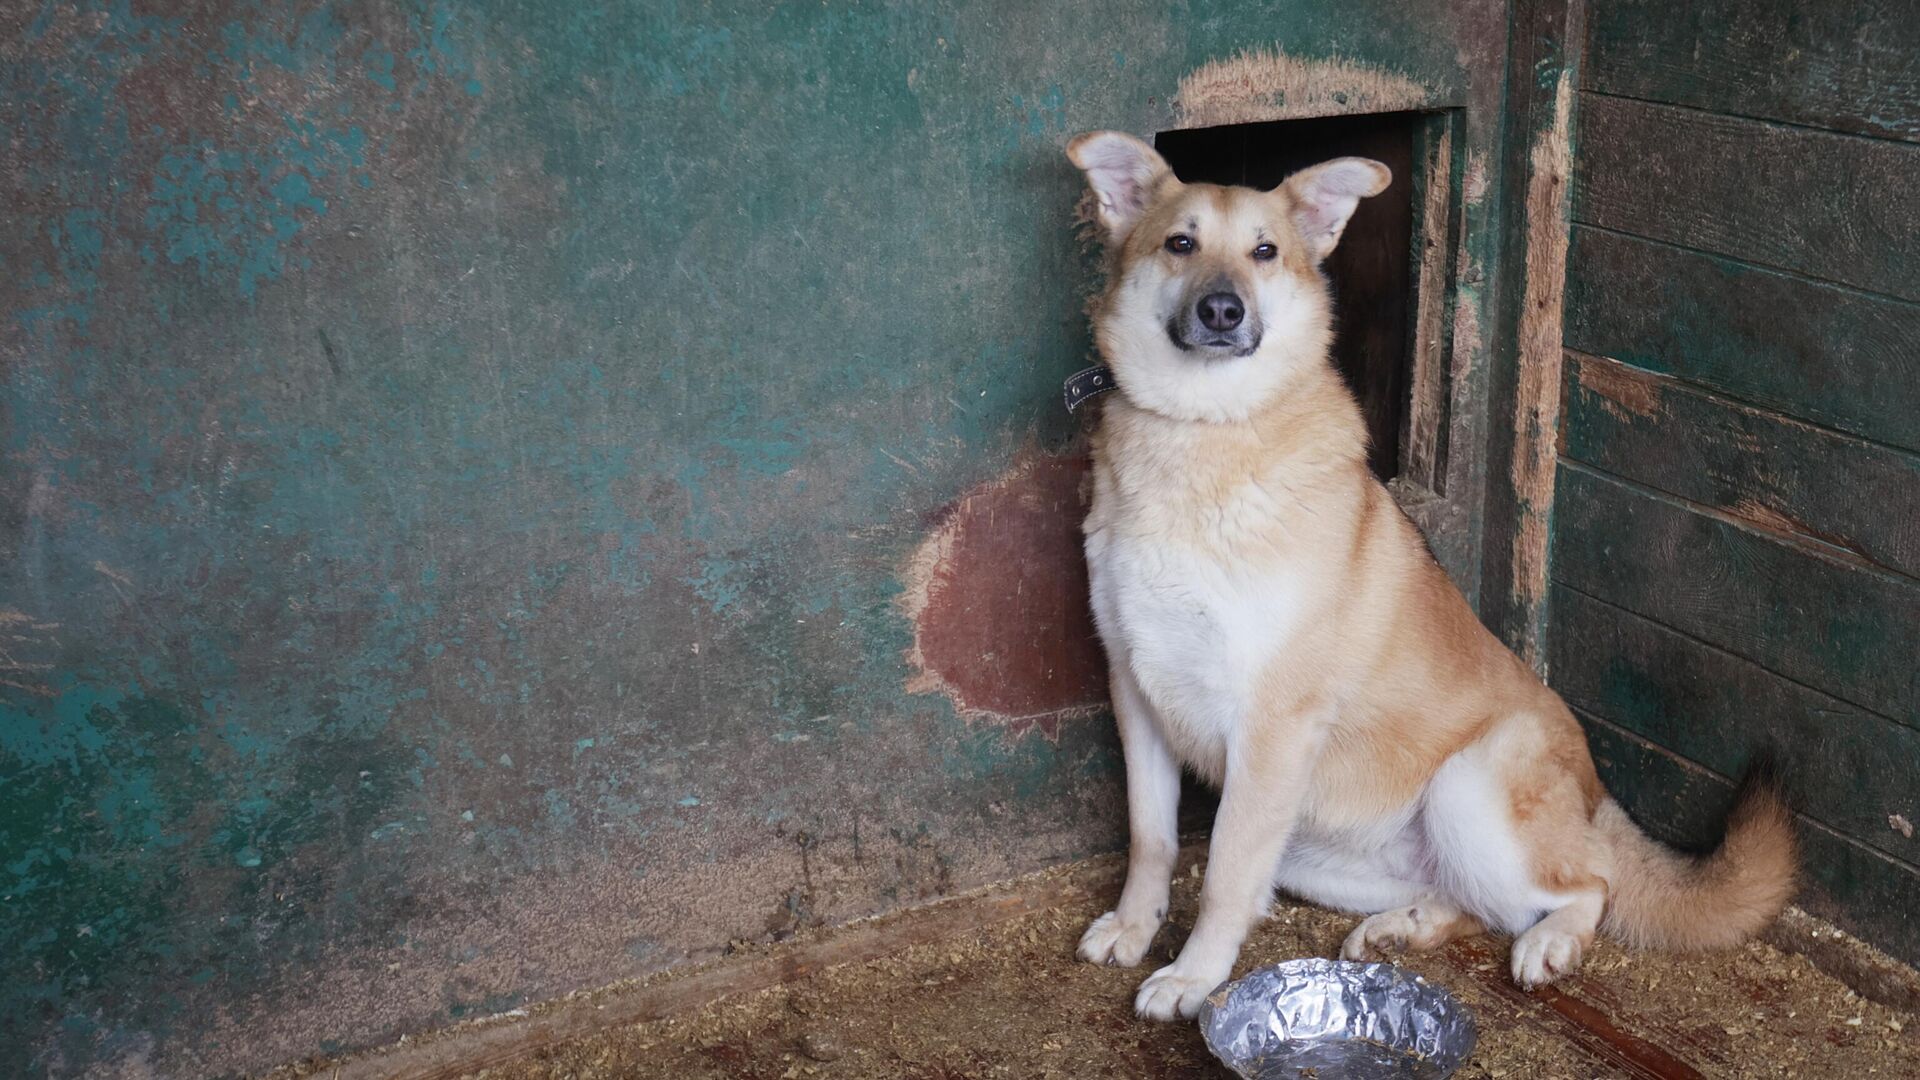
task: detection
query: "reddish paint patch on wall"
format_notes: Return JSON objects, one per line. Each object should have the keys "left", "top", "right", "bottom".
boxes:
{"left": 902, "top": 448, "right": 1108, "bottom": 735}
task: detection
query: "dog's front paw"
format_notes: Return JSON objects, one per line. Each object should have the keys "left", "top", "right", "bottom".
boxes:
{"left": 1510, "top": 924, "right": 1584, "bottom": 990}
{"left": 1077, "top": 910, "right": 1159, "bottom": 967}
{"left": 1134, "top": 961, "right": 1225, "bottom": 1021}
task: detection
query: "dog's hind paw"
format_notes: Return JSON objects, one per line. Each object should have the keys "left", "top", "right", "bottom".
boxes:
{"left": 1511, "top": 924, "right": 1584, "bottom": 989}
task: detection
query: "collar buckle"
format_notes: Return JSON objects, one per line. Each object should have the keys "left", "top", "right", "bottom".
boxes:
{"left": 1062, "top": 365, "right": 1116, "bottom": 414}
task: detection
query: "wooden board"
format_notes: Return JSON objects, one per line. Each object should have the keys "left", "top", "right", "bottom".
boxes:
{"left": 1584, "top": 0, "right": 1920, "bottom": 142}
{"left": 1477, "top": 0, "right": 1582, "bottom": 661}
{"left": 1581, "top": 713, "right": 1920, "bottom": 964}
{"left": 1563, "top": 226, "right": 1920, "bottom": 453}
{"left": 1548, "top": 465, "right": 1920, "bottom": 726}
{"left": 1574, "top": 94, "right": 1920, "bottom": 301}
{"left": 1560, "top": 351, "right": 1920, "bottom": 579}
{"left": 1550, "top": 584, "right": 1920, "bottom": 864}
{"left": 1403, "top": 116, "right": 1457, "bottom": 495}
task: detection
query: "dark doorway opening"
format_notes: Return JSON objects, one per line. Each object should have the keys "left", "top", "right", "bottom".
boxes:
{"left": 1156, "top": 113, "right": 1419, "bottom": 482}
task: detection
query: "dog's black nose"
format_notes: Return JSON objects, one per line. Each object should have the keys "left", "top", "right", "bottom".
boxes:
{"left": 1196, "top": 292, "right": 1245, "bottom": 332}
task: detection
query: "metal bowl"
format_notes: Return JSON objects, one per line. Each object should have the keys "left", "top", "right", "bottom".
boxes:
{"left": 1197, "top": 958, "right": 1477, "bottom": 1079}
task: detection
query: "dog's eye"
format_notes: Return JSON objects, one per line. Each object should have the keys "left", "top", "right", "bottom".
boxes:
{"left": 1252, "top": 242, "right": 1278, "bottom": 261}
{"left": 1164, "top": 234, "right": 1195, "bottom": 255}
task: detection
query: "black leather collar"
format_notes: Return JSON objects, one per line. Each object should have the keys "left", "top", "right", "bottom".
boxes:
{"left": 1062, "top": 364, "right": 1116, "bottom": 414}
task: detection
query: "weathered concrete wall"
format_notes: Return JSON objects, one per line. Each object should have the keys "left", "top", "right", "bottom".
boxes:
{"left": 0, "top": 2, "right": 1498, "bottom": 1074}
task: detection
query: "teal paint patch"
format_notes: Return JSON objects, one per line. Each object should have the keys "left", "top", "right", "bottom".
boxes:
{"left": 0, "top": 688, "right": 410, "bottom": 1069}
{"left": 141, "top": 131, "right": 360, "bottom": 300}
{"left": 938, "top": 725, "right": 1069, "bottom": 803}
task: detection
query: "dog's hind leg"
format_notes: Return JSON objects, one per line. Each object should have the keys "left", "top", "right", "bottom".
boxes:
{"left": 1422, "top": 716, "right": 1611, "bottom": 989}
{"left": 1273, "top": 825, "right": 1430, "bottom": 915}
{"left": 1509, "top": 890, "right": 1604, "bottom": 989}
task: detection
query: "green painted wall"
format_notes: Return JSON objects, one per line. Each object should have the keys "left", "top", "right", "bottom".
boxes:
{"left": 1, "top": 2, "right": 1500, "bottom": 1074}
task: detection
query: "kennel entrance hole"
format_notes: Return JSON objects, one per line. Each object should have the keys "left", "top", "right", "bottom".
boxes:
{"left": 1156, "top": 113, "right": 1425, "bottom": 484}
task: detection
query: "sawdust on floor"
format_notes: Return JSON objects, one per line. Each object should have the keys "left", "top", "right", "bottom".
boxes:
{"left": 458, "top": 858, "right": 1920, "bottom": 1080}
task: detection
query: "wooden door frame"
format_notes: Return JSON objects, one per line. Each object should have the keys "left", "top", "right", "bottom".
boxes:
{"left": 1479, "top": 0, "right": 1589, "bottom": 668}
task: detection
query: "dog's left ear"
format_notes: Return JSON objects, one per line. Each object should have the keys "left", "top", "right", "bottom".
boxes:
{"left": 1068, "top": 131, "right": 1173, "bottom": 242}
{"left": 1284, "top": 157, "right": 1392, "bottom": 260}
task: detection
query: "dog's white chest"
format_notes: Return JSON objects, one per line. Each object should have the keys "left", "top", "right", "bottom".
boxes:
{"left": 1087, "top": 526, "right": 1309, "bottom": 758}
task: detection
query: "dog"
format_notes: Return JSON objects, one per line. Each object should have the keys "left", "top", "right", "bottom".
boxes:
{"left": 1064, "top": 130, "right": 1797, "bottom": 1021}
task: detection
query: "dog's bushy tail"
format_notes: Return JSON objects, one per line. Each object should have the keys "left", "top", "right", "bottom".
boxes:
{"left": 1596, "top": 760, "right": 1797, "bottom": 951}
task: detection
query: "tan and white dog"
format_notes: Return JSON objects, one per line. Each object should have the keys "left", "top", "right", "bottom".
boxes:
{"left": 1065, "top": 131, "right": 1796, "bottom": 1021}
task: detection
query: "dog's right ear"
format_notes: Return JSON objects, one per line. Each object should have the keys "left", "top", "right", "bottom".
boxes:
{"left": 1067, "top": 131, "right": 1172, "bottom": 242}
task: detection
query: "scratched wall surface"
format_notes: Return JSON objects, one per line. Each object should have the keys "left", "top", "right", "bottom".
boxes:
{"left": 0, "top": 2, "right": 1490, "bottom": 1074}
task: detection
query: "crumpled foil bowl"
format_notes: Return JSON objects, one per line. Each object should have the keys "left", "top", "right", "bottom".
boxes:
{"left": 1198, "top": 958, "right": 1477, "bottom": 1079}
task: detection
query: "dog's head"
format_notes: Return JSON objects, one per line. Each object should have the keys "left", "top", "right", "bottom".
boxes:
{"left": 1067, "top": 131, "right": 1389, "bottom": 422}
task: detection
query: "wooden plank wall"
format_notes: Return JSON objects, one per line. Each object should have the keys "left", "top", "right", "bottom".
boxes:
{"left": 1553, "top": 0, "right": 1920, "bottom": 961}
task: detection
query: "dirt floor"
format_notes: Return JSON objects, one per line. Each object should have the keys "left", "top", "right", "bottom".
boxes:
{"left": 299, "top": 849, "right": 1917, "bottom": 1080}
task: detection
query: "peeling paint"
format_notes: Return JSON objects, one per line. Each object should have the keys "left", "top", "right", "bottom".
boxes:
{"left": 901, "top": 447, "right": 1107, "bottom": 736}
{"left": 1723, "top": 497, "right": 1876, "bottom": 566}
{"left": 1573, "top": 352, "right": 1662, "bottom": 422}
{"left": 1451, "top": 277, "right": 1484, "bottom": 373}
{"left": 1505, "top": 70, "right": 1575, "bottom": 667}
{"left": 1726, "top": 498, "right": 1812, "bottom": 540}
{"left": 1175, "top": 49, "right": 1435, "bottom": 129}
{"left": 1463, "top": 151, "right": 1491, "bottom": 205}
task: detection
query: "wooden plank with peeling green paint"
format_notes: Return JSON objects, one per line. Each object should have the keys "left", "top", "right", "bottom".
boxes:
{"left": 1584, "top": 0, "right": 1920, "bottom": 143}
{"left": 1551, "top": 585, "right": 1920, "bottom": 864}
{"left": 1563, "top": 226, "right": 1920, "bottom": 453}
{"left": 1560, "top": 352, "right": 1920, "bottom": 579}
{"left": 1574, "top": 94, "right": 1920, "bottom": 301}
{"left": 1549, "top": 465, "right": 1920, "bottom": 726}
{"left": 1580, "top": 713, "right": 1920, "bottom": 966}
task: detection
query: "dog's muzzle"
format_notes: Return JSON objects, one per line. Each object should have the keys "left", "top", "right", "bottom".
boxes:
{"left": 1166, "top": 313, "right": 1262, "bottom": 357}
